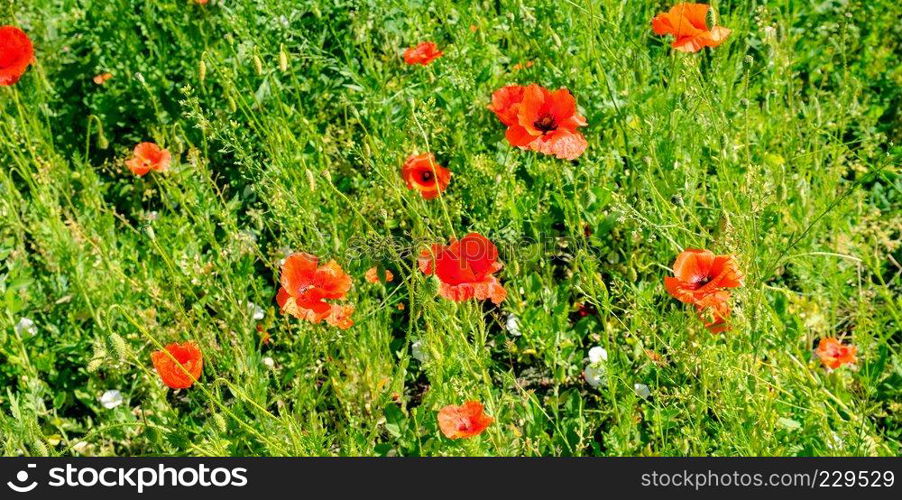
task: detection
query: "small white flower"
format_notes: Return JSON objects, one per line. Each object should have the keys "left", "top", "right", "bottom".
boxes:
{"left": 826, "top": 431, "right": 844, "bottom": 451}
{"left": 588, "top": 346, "right": 607, "bottom": 364}
{"left": 247, "top": 301, "right": 265, "bottom": 321}
{"left": 262, "top": 357, "right": 275, "bottom": 369}
{"left": 584, "top": 346, "right": 609, "bottom": 389}
{"left": 15, "top": 318, "right": 37, "bottom": 336}
{"left": 505, "top": 313, "right": 521, "bottom": 337}
{"left": 72, "top": 441, "right": 90, "bottom": 454}
{"left": 99, "top": 390, "right": 123, "bottom": 409}
{"left": 583, "top": 364, "right": 605, "bottom": 388}
{"left": 411, "top": 340, "right": 428, "bottom": 363}
{"left": 634, "top": 383, "right": 651, "bottom": 400}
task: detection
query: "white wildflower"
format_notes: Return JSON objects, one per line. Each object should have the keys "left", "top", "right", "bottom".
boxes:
{"left": 588, "top": 346, "right": 607, "bottom": 364}
{"left": 411, "top": 340, "right": 428, "bottom": 363}
{"left": 99, "top": 390, "right": 123, "bottom": 409}
{"left": 583, "top": 364, "right": 605, "bottom": 388}
{"left": 247, "top": 301, "right": 265, "bottom": 321}
{"left": 506, "top": 313, "right": 521, "bottom": 336}
{"left": 72, "top": 441, "right": 90, "bottom": 455}
{"left": 826, "top": 431, "right": 844, "bottom": 452}
{"left": 262, "top": 357, "right": 275, "bottom": 369}
{"left": 634, "top": 383, "right": 651, "bottom": 400}
{"left": 584, "top": 346, "right": 609, "bottom": 388}
{"left": 15, "top": 318, "right": 37, "bottom": 336}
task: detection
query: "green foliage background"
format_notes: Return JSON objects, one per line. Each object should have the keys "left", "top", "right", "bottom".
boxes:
{"left": 0, "top": 0, "right": 899, "bottom": 456}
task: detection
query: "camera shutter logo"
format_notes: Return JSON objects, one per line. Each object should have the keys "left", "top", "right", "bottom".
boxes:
{"left": 7, "top": 464, "right": 39, "bottom": 493}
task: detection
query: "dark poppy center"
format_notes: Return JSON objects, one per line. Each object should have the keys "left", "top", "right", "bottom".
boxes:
{"left": 693, "top": 276, "right": 712, "bottom": 287}
{"left": 419, "top": 170, "right": 434, "bottom": 183}
{"left": 533, "top": 115, "right": 557, "bottom": 132}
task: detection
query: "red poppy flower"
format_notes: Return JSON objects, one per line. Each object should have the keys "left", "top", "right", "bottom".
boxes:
{"left": 664, "top": 248, "right": 742, "bottom": 305}
{"left": 419, "top": 233, "right": 507, "bottom": 304}
{"left": 276, "top": 252, "right": 354, "bottom": 328}
{"left": 0, "top": 26, "right": 34, "bottom": 86}
{"left": 401, "top": 153, "right": 452, "bottom": 200}
{"left": 126, "top": 142, "right": 171, "bottom": 176}
{"left": 151, "top": 341, "right": 203, "bottom": 389}
{"left": 93, "top": 72, "right": 113, "bottom": 85}
{"left": 652, "top": 3, "right": 731, "bottom": 53}
{"left": 666, "top": 249, "right": 741, "bottom": 333}
{"left": 437, "top": 401, "right": 494, "bottom": 439}
{"left": 815, "top": 337, "right": 857, "bottom": 370}
{"left": 403, "top": 42, "right": 443, "bottom": 66}
{"left": 365, "top": 267, "right": 394, "bottom": 284}
{"left": 489, "top": 84, "right": 588, "bottom": 160}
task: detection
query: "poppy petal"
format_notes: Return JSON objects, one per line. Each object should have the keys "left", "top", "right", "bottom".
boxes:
{"left": 540, "top": 130, "right": 588, "bottom": 160}
{"left": 0, "top": 26, "right": 34, "bottom": 86}
{"left": 151, "top": 342, "right": 203, "bottom": 389}
{"left": 280, "top": 253, "right": 319, "bottom": 294}
{"left": 487, "top": 85, "right": 526, "bottom": 126}
{"left": 676, "top": 3, "right": 711, "bottom": 31}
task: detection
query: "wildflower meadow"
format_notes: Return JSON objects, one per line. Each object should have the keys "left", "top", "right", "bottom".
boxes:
{"left": 1, "top": 0, "right": 900, "bottom": 457}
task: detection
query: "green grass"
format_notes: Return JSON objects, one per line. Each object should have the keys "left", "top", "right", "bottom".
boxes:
{"left": 1, "top": 0, "right": 899, "bottom": 456}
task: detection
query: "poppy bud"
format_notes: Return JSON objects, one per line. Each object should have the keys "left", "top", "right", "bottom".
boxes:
{"left": 110, "top": 333, "right": 128, "bottom": 360}
{"left": 213, "top": 413, "right": 227, "bottom": 433}
{"left": 89, "top": 115, "right": 109, "bottom": 149}
{"left": 97, "top": 128, "right": 109, "bottom": 150}
{"left": 279, "top": 44, "right": 289, "bottom": 72}
{"left": 87, "top": 357, "right": 104, "bottom": 373}
{"left": 253, "top": 55, "right": 263, "bottom": 76}
{"left": 305, "top": 168, "right": 316, "bottom": 191}
{"left": 199, "top": 59, "right": 207, "bottom": 82}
